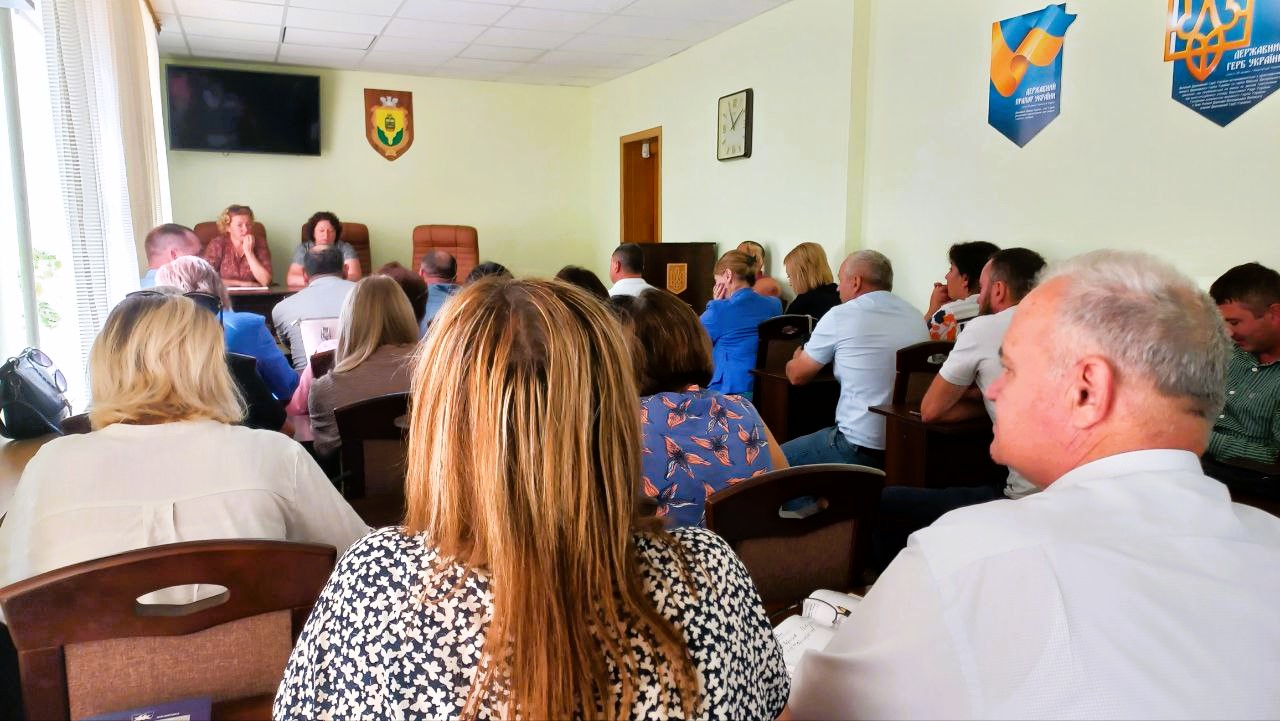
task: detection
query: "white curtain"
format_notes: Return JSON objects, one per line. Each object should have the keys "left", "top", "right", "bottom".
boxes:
{"left": 40, "top": 0, "right": 168, "bottom": 362}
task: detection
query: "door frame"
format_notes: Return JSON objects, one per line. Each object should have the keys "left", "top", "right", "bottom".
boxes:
{"left": 619, "top": 126, "right": 662, "bottom": 243}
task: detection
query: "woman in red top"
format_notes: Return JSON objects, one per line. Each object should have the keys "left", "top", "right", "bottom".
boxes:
{"left": 201, "top": 204, "right": 272, "bottom": 286}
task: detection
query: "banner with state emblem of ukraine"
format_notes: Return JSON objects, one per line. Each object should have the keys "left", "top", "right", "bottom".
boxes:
{"left": 988, "top": 4, "right": 1077, "bottom": 147}
{"left": 1165, "top": 0, "right": 1280, "bottom": 126}
{"left": 364, "top": 88, "right": 414, "bottom": 161}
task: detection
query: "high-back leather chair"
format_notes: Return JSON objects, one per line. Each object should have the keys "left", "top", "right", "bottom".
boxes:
{"left": 891, "top": 340, "right": 954, "bottom": 405}
{"left": 192, "top": 221, "right": 267, "bottom": 252}
{"left": 0, "top": 539, "right": 336, "bottom": 720}
{"left": 300, "top": 221, "right": 370, "bottom": 276}
{"left": 412, "top": 225, "right": 478, "bottom": 282}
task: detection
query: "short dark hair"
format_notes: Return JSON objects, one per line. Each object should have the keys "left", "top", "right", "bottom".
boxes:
{"left": 987, "top": 248, "right": 1046, "bottom": 302}
{"left": 1210, "top": 262, "right": 1280, "bottom": 315}
{"left": 303, "top": 211, "right": 342, "bottom": 244}
{"left": 419, "top": 250, "right": 457, "bottom": 282}
{"left": 304, "top": 246, "right": 345, "bottom": 278}
{"left": 465, "top": 261, "right": 512, "bottom": 284}
{"left": 948, "top": 241, "right": 1001, "bottom": 294}
{"left": 377, "top": 261, "right": 428, "bottom": 323}
{"left": 613, "top": 244, "right": 644, "bottom": 274}
{"left": 555, "top": 265, "right": 609, "bottom": 300}
{"left": 622, "top": 289, "right": 712, "bottom": 396}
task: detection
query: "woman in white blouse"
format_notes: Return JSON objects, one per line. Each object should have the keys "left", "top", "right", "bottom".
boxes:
{"left": 0, "top": 292, "right": 368, "bottom": 593}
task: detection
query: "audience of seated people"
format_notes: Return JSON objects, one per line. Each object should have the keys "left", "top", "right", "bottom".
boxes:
{"left": 156, "top": 256, "right": 298, "bottom": 401}
{"left": 607, "top": 242, "right": 656, "bottom": 297}
{"left": 286, "top": 211, "right": 362, "bottom": 289}
{"left": 416, "top": 249, "right": 461, "bottom": 335}
{"left": 738, "top": 240, "right": 783, "bottom": 300}
{"left": 614, "top": 289, "right": 786, "bottom": 527}
{"left": 556, "top": 264, "right": 610, "bottom": 300}
{"left": 308, "top": 275, "right": 419, "bottom": 459}
{"left": 465, "top": 260, "right": 512, "bottom": 283}
{"left": 139, "top": 223, "right": 200, "bottom": 288}
{"left": 787, "top": 251, "right": 1280, "bottom": 718}
{"left": 924, "top": 240, "right": 999, "bottom": 341}
{"left": 0, "top": 292, "right": 368, "bottom": 599}
{"left": 782, "top": 250, "right": 927, "bottom": 467}
{"left": 273, "top": 278, "right": 789, "bottom": 719}
{"left": 701, "top": 250, "right": 782, "bottom": 397}
{"left": 272, "top": 246, "right": 356, "bottom": 370}
{"left": 201, "top": 203, "right": 273, "bottom": 287}
{"left": 782, "top": 241, "right": 841, "bottom": 320}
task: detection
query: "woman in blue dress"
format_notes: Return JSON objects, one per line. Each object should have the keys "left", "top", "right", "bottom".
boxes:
{"left": 700, "top": 249, "right": 782, "bottom": 397}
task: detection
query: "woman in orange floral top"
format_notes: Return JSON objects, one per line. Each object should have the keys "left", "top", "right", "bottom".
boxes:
{"left": 201, "top": 204, "right": 272, "bottom": 287}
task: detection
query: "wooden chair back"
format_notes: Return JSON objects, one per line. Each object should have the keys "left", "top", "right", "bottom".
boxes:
{"left": 755, "top": 314, "right": 814, "bottom": 371}
{"left": 412, "top": 225, "right": 479, "bottom": 283}
{"left": 193, "top": 221, "right": 267, "bottom": 252}
{"left": 705, "top": 464, "right": 885, "bottom": 608}
{"left": 892, "top": 340, "right": 954, "bottom": 405}
{"left": 300, "top": 221, "right": 370, "bottom": 277}
{"left": 0, "top": 540, "right": 335, "bottom": 720}
{"left": 310, "top": 349, "right": 336, "bottom": 379}
{"left": 334, "top": 392, "right": 410, "bottom": 526}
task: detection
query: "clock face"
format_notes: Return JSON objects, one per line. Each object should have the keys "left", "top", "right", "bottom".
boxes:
{"left": 717, "top": 89, "right": 752, "bottom": 160}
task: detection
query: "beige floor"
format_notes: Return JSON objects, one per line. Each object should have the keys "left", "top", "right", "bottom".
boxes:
{"left": 0, "top": 434, "right": 53, "bottom": 520}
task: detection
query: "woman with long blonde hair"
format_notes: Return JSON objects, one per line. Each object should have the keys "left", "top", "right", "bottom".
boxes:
{"left": 308, "top": 274, "right": 419, "bottom": 458}
{"left": 275, "top": 278, "right": 789, "bottom": 720}
{"left": 783, "top": 241, "right": 841, "bottom": 320}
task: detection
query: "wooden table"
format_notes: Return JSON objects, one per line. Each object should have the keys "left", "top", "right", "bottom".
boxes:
{"left": 869, "top": 402, "right": 1006, "bottom": 489}
{"left": 750, "top": 369, "right": 840, "bottom": 444}
{"left": 227, "top": 286, "right": 295, "bottom": 319}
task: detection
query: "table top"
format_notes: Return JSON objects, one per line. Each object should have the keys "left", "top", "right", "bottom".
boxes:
{"left": 226, "top": 285, "right": 294, "bottom": 298}
{"left": 869, "top": 402, "right": 994, "bottom": 435}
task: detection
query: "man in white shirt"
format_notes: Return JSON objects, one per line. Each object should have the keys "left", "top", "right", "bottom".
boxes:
{"left": 273, "top": 246, "right": 356, "bottom": 369}
{"left": 781, "top": 250, "right": 927, "bottom": 467}
{"left": 607, "top": 243, "right": 656, "bottom": 297}
{"left": 788, "top": 250, "right": 1280, "bottom": 719}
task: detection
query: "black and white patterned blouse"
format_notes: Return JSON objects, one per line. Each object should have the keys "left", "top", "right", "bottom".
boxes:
{"left": 273, "top": 526, "right": 789, "bottom": 720}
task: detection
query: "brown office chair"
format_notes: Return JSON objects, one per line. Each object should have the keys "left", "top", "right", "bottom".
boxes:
{"left": 334, "top": 392, "right": 410, "bottom": 527}
{"left": 0, "top": 539, "right": 336, "bottom": 720}
{"left": 300, "top": 221, "right": 370, "bottom": 278}
{"left": 891, "top": 340, "right": 955, "bottom": 405}
{"left": 755, "top": 314, "right": 814, "bottom": 371}
{"left": 412, "top": 225, "right": 478, "bottom": 283}
{"left": 192, "top": 220, "right": 268, "bottom": 252}
{"left": 58, "top": 413, "right": 91, "bottom": 435}
{"left": 705, "top": 464, "right": 885, "bottom": 609}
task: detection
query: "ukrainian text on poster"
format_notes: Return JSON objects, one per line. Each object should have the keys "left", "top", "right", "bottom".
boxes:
{"left": 1166, "top": 0, "right": 1280, "bottom": 126}
{"left": 988, "top": 4, "right": 1077, "bottom": 147}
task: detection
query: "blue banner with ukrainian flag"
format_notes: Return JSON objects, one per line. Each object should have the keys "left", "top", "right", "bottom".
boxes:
{"left": 1165, "top": 0, "right": 1280, "bottom": 126}
{"left": 988, "top": 4, "right": 1077, "bottom": 147}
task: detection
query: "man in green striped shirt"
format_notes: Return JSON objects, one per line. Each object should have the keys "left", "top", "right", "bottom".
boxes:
{"left": 1207, "top": 263, "right": 1280, "bottom": 466}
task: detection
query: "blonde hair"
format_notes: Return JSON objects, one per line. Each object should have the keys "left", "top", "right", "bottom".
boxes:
{"left": 784, "top": 242, "right": 835, "bottom": 294}
{"left": 88, "top": 293, "right": 244, "bottom": 429}
{"left": 215, "top": 204, "right": 253, "bottom": 234}
{"left": 404, "top": 278, "right": 700, "bottom": 720}
{"left": 155, "top": 255, "right": 232, "bottom": 309}
{"left": 715, "top": 249, "right": 758, "bottom": 286}
{"left": 333, "top": 275, "right": 419, "bottom": 374}
{"left": 737, "top": 240, "right": 765, "bottom": 274}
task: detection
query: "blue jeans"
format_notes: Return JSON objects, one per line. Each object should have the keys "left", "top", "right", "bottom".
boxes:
{"left": 781, "top": 426, "right": 885, "bottom": 469}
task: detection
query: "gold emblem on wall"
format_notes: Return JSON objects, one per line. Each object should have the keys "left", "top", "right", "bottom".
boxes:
{"left": 666, "top": 263, "right": 688, "bottom": 294}
{"left": 364, "top": 89, "right": 414, "bottom": 161}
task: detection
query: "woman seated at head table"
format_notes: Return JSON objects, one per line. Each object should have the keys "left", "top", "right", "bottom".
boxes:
{"left": 308, "top": 275, "right": 419, "bottom": 459}
{"left": 286, "top": 211, "right": 362, "bottom": 289}
{"left": 783, "top": 241, "right": 841, "bottom": 320}
{"left": 273, "top": 278, "right": 789, "bottom": 719}
{"left": 739, "top": 240, "right": 783, "bottom": 300}
{"left": 286, "top": 262, "right": 426, "bottom": 442}
{"left": 200, "top": 203, "right": 273, "bottom": 287}
{"left": 700, "top": 249, "right": 783, "bottom": 397}
{"left": 0, "top": 292, "right": 368, "bottom": 597}
{"left": 614, "top": 289, "right": 786, "bottom": 528}
{"left": 156, "top": 255, "right": 298, "bottom": 401}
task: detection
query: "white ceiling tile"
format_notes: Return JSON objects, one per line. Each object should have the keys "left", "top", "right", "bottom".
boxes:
{"left": 557, "top": 33, "right": 684, "bottom": 56}
{"left": 278, "top": 44, "right": 367, "bottom": 64}
{"left": 359, "top": 61, "right": 442, "bottom": 76}
{"left": 459, "top": 44, "right": 545, "bottom": 62}
{"left": 513, "top": 61, "right": 621, "bottom": 78}
{"left": 371, "top": 35, "right": 470, "bottom": 55}
{"left": 537, "top": 48, "right": 645, "bottom": 68}
{"left": 496, "top": 7, "right": 606, "bottom": 33}
{"left": 518, "top": 0, "right": 631, "bottom": 12}
{"left": 152, "top": 0, "right": 176, "bottom": 12}
{"left": 158, "top": 14, "right": 184, "bottom": 38}
{"left": 472, "top": 26, "right": 573, "bottom": 49}
{"left": 290, "top": 0, "right": 402, "bottom": 14}
{"left": 429, "top": 66, "right": 505, "bottom": 81}
{"left": 443, "top": 57, "right": 524, "bottom": 73}
{"left": 186, "top": 35, "right": 280, "bottom": 54}
{"left": 285, "top": 7, "right": 390, "bottom": 35}
{"left": 174, "top": 0, "right": 283, "bottom": 25}
{"left": 190, "top": 48, "right": 279, "bottom": 62}
{"left": 157, "top": 36, "right": 190, "bottom": 53}
{"left": 396, "top": 0, "right": 512, "bottom": 26}
{"left": 382, "top": 17, "right": 486, "bottom": 42}
{"left": 178, "top": 17, "right": 282, "bottom": 42}
{"left": 589, "top": 14, "right": 726, "bottom": 41}
{"left": 503, "top": 74, "right": 592, "bottom": 86}
{"left": 622, "top": 0, "right": 784, "bottom": 23}
{"left": 365, "top": 48, "right": 458, "bottom": 67}
{"left": 282, "top": 27, "right": 375, "bottom": 49}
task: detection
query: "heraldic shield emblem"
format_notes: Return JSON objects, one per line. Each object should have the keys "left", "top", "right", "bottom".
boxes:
{"left": 364, "top": 88, "right": 414, "bottom": 160}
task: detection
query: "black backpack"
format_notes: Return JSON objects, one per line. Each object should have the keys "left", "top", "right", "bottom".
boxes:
{"left": 0, "top": 348, "right": 71, "bottom": 439}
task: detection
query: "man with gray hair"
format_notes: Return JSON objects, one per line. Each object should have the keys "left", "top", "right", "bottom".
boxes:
{"left": 787, "top": 251, "right": 1280, "bottom": 718}
{"left": 782, "top": 250, "right": 927, "bottom": 466}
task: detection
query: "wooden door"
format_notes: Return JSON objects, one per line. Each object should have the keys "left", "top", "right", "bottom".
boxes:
{"left": 620, "top": 127, "right": 661, "bottom": 243}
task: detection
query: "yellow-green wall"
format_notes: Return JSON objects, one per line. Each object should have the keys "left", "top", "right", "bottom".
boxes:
{"left": 163, "top": 60, "right": 593, "bottom": 280}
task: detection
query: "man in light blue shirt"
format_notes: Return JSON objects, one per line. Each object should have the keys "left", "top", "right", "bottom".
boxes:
{"left": 417, "top": 250, "right": 461, "bottom": 337}
{"left": 140, "top": 223, "right": 201, "bottom": 288}
{"left": 782, "top": 250, "right": 928, "bottom": 467}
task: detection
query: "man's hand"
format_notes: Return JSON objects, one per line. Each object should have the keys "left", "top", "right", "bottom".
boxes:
{"left": 786, "top": 349, "right": 824, "bottom": 386}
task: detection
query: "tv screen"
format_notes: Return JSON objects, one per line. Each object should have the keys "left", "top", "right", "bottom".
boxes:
{"left": 165, "top": 65, "right": 320, "bottom": 156}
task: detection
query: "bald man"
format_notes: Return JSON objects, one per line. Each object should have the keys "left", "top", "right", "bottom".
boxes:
{"left": 140, "top": 223, "right": 201, "bottom": 288}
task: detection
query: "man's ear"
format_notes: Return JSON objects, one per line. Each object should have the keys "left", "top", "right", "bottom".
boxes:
{"left": 1265, "top": 302, "right": 1280, "bottom": 325}
{"left": 1066, "top": 354, "right": 1115, "bottom": 430}
{"left": 993, "top": 280, "right": 1010, "bottom": 307}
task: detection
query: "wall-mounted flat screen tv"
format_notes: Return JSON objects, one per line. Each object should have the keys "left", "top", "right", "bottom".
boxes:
{"left": 165, "top": 65, "right": 320, "bottom": 156}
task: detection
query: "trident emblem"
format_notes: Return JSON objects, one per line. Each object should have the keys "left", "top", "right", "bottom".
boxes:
{"left": 1164, "top": 0, "right": 1255, "bottom": 81}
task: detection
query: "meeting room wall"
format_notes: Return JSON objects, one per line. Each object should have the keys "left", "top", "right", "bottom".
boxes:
{"left": 586, "top": 0, "right": 860, "bottom": 287}
{"left": 858, "top": 0, "right": 1280, "bottom": 311}
{"left": 162, "top": 60, "right": 593, "bottom": 280}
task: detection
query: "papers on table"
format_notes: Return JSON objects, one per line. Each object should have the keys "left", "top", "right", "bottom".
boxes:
{"left": 772, "top": 589, "right": 862, "bottom": 676}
